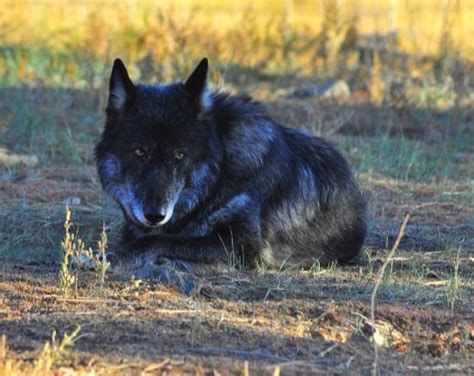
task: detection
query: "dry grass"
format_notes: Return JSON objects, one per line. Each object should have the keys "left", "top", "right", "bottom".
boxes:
{"left": 0, "top": 251, "right": 472, "bottom": 374}
{"left": 0, "top": 327, "right": 81, "bottom": 375}
{"left": 58, "top": 206, "right": 110, "bottom": 296}
{"left": 0, "top": 0, "right": 473, "bottom": 374}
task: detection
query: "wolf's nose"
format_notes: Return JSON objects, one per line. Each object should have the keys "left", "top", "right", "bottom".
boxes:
{"left": 144, "top": 212, "right": 166, "bottom": 225}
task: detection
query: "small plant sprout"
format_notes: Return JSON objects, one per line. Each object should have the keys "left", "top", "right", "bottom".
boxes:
{"left": 309, "top": 260, "right": 322, "bottom": 276}
{"left": 309, "top": 260, "right": 337, "bottom": 277}
{"left": 365, "top": 249, "right": 375, "bottom": 279}
{"left": 58, "top": 207, "right": 111, "bottom": 295}
{"left": 58, "top": 206, "right": 76, "bottom": 296}
{"left": 219, "top": 229, "right": 245, "bottom": 271}
{"left": 33, "top": 326, "right": 81, "bottom": 374}
{"left": 96, "top": 223, "right": 110, "bottom": 289}
{"left": 446, "top": 247, "right": 462, "bottom": 315}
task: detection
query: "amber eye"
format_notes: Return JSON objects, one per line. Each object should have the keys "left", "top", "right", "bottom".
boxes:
{"left": 174, "top": 151, "right": 185, "bottom": 160}
{"left": 133, "top": 148, "right": 146, "bottom": 158}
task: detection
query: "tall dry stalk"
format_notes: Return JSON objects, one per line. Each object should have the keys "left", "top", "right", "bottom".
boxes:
{"left": 371, "top": 214, "right": 410, "bottom": 376}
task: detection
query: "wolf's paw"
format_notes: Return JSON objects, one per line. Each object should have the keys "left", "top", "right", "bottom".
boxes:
{"left": 155, "top": 257, "right": 195, "bottom": 273}
{"left": 134, "top": 262, "right": 201, "bottom": 296}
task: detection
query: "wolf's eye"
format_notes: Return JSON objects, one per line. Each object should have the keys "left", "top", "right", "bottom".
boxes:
{"left": 132, "top": 148, "right": 146, "bottom": 158}
{"left": 174, "top": 151, "right": 185, "bottom": 160}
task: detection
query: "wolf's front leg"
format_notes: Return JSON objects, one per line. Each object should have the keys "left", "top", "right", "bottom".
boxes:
{"left": 109, "top": 230, "right": 258, "bottom": 295}
{"left": 129, "top": 231, "right": 248, "bottom": 264}
{"left": 113, "top": 225, "right": 261, "bottom": 270}
{"left": 108, "top": 233, "right": 229, "bottom": 296}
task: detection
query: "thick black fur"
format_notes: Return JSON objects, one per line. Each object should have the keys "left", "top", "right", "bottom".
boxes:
{"left": 95, "top": 58, "right": 367, "bottom": 273}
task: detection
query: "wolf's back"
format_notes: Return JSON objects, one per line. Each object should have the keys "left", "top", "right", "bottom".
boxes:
{"left": 211, "top": 93, "right": 367, "bottom": 268}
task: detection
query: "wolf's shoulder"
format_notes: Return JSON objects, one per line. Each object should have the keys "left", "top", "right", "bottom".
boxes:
{"left": 211, "top": 90, "right": 269, "bottom": 126}
{"left": 210, "top": 91, "right": 282, "bottom": 174}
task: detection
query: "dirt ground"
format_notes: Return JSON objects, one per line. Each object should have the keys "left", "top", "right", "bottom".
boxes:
{"left": 1, "top": 263, "right": 473, "bottom": 374}
{"left": 0, "top": 262, "right": 472, "bottom": 375}
{"left": 0, "top": 158, "right": 473, "bottom": 375}
{"left": 0, "top": 89, "right": 473, "bottom": 374}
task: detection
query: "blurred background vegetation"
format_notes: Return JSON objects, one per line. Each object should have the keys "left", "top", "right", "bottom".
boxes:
{"left": 1, "top": 0, "right": 472, "bottom": 87}
{"left": 0, "top": 0, "right": 472, "bottom": 173}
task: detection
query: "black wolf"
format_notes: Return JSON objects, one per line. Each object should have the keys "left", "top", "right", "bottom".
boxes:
{"left": 95, "top": 58, "right": 367, "bottom": 274}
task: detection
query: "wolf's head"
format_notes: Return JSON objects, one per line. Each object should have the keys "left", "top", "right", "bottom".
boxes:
{"left": 95, "top": 58, "right": 218, "bottom": 228}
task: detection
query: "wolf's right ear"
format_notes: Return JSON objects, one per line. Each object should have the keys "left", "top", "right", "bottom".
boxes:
{"left": 184, "top": 58, "right": 211, "bottom": 112}
{"left": 107, "top": 59, "right": 135, "bottom": 112}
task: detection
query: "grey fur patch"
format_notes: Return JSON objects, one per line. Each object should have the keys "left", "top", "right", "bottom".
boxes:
{"left": 173, "top": 162, "right": 214, "bottom": 219}
{"left": 114, "top": 254, "right": 202, "bottom": 296}
{"left": 225, "top": 120, "right": 275, "bottom": 173}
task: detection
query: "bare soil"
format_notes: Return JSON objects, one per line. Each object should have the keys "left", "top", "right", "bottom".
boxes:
{"left": 1, "top": 161, "right": 473, "bottom": 375}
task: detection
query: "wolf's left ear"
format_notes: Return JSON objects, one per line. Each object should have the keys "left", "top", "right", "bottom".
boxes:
{"left": 184, "top": 58, "right": 212, "bottom": 112}
{"left": 107, "top": 58, "right": 135, "bottom": 113}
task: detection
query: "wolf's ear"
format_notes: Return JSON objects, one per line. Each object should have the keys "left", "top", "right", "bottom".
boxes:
{"left": 184, "top": 58, "right": 212, "bottom": 112}
{"left": 107, "top": 59, "right": 135, "bottom": 112}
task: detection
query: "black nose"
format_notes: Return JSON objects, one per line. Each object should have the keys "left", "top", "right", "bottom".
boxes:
{"left": 144, "top": 211, "right": 166, "bottom": 225}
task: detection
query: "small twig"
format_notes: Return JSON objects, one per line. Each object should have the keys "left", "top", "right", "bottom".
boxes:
{"left": 343, "top": 355, "right": 355, "bottom": 369}
{"left": 49, "top": 311, "right": 98, "bottom": 316}
{"left": 325, "top": 109, "right": 354, "bottom": 136}
{"left": 185, "top": 347, "right": 290, "bottom": 362}
{"left": 405, "top": 364, "right": 471, "bottom": 371}
{"left": 266, "top": 360, "right": 315, "bottom": 371}
{"left": 43, "top": 295, "right": 120, "bottom": 304}
{"left": 370, "top": 214, "right": 410, "bottom": 376}
{"left": 317, "top": 343, "right": 339, "bottom": 358}
{"left": 142, "top": 358, "right": 171, "bottom": 372}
